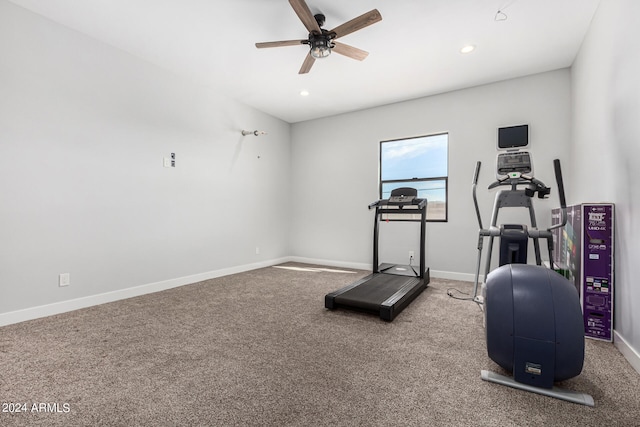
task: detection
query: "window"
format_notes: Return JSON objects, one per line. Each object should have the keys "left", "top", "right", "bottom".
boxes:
{"left": 380, "top": 133, "right": 448, "bottom": 221}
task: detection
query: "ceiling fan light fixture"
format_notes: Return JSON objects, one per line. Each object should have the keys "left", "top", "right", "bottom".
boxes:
{"left": 310, "top": 36, "right": 332, "bottom": 59}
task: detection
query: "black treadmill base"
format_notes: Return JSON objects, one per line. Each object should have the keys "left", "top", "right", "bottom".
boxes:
{"left": 325, "top": 268, "right": 429, "bottom": 321}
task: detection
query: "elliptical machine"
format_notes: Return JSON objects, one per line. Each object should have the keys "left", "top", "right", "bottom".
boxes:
{"left": 470, "top": 151, "right": 561, "bottom": 302}
{"left": 469, "top": 150, "right": 594, "bottom": 406}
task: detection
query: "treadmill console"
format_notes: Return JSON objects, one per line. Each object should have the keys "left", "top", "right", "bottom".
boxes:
{"left": 389, "top": 194, "right": 416, "bottom": 203}
{"left": 496, "top": 151, "right": 533, "bottom": 179}
{"left": 388, "top": 187, "right": 418, "bottom": 205}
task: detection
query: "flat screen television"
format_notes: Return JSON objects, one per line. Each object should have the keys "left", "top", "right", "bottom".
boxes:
{"left": 497, "top": 124, "right": 529, "bottom": 150}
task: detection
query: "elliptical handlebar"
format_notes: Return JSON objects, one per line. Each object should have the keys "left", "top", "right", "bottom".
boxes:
{"left": 472, "top": 161, "right": 484, "bottom": 230}
{"left": 554, "top": 159, "right": 567, "bottom": 209}
{"left": 473, "top": 160, "right": 481, "bottom": 185}
{"left": 487, "top": 175, "right": 509, "bottom": 190}
{"left": 548, "top": 159, "right": 568, "bottom": 230}
{"left": 486, "top": 173, "right": 551, "bottom": 200}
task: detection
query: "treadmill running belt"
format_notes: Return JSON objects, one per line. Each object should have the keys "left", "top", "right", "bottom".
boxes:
{"left": 333, "top": 274, "right": 419, "bottom": 311}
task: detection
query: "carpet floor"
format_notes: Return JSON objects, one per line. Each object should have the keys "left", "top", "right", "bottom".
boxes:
{"left": 1, "top": 262, "right": 639, "bottom": 426}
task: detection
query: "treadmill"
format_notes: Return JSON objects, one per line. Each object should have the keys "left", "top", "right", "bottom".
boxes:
{"left": 325, "top": 187, "right": 430, "bottom": 321}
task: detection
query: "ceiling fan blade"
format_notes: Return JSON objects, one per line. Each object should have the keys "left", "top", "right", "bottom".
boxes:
{"left": 332, "top": 42, "right": 369, "bottom": 61}
{"left": 330, "top": 9, "right": 382, "bottom": 39}
{"left": 299, "top": 53, "right": 316, "bottom": 74}
{"left": 256, "top": 40, "right": 307, "bottom": 49}
{"left": 289, "top": 0, "right": 321, "bottom": 34}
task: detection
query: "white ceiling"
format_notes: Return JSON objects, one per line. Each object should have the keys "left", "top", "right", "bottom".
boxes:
{"left": 9, "top": 0, "right": 600, "bottom": 123}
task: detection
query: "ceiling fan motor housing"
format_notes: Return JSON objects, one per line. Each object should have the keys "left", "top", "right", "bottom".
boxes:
{"left": 314, "top": 13, "right": 326, "bottom": 28}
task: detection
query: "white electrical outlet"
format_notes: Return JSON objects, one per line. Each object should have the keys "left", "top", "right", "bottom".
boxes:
{"left": 255, "top": 247, "right": 260, "bottom": 255}
{"left": 59, "top": 273, "right": 70, "bottom": 287}
{"left": 163, "top": 157, "right": 171, "bottom": 168}
{"left": 409, "top": 251, "right": 415, "bottom": 258}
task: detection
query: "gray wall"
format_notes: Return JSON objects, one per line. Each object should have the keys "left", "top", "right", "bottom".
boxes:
{"left": 571, "top": 0, "right": 640, "bottom": 369}
{"left": 3, "top": 0, "right": 637, "bottom": 375}
{"left": 0, "top": 1, "right": 291, "bottom": 320}
{"left": 290, "top": 70, "right": 572, "bottom": 279}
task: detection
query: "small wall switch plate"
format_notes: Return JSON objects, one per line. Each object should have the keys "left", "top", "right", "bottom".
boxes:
{"left": 59, "top": 273, "right": 70, "bottom": 287}
{"left": 163, "top": 157, "right": 171, "bottom": 168}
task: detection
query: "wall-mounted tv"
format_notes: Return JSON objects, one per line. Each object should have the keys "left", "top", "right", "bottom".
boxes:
{"left": 497, "top": 124, "right": 529, "bottom": 150}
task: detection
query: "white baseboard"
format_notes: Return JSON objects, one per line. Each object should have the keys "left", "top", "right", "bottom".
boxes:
{"left": 429, "top": 270, "right": 476, "bottom": 282}
{"left": 614, "top": 330, "right": 640, "bottom": 375}
{"left": 288, "top": 256, "right": 371, "bottom": 272}
{"left": 287, "top": 257, "right": 477, "bottom": 283}
{"left": 0, "top": 257, "right": 479, "bottom": 328}
{"left": 0, "top": 257, "right": 291, "bottom": 328}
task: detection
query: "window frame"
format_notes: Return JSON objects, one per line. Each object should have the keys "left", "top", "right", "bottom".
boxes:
{"left": 379, "top": 133, "right": 449, "bottom": 222}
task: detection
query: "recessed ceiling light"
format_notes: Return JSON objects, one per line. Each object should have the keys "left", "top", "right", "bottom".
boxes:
{"left": 460, "top": 45, "right": 476, "bottom": 54}
{"left": 300, "top": 90, "right": 310, "bottom": 96}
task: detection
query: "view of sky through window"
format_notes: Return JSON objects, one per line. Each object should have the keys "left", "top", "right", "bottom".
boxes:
{"left": 380, "top": 134, "right": 448, "bottom": 204}
{"left": 381, "top": 134, "right": 448, "bottom": 180}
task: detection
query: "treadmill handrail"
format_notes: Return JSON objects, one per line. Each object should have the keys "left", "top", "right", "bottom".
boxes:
{"left": 368, "top": 200, "right": 381, "bottom": 209}
{"left": 372, "top": 198, "right": 427, "bottom": 210}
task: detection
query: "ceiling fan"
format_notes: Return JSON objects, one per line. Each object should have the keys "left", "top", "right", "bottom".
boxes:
{"left": 255, "top": 0, "right": 382, "bottom": 74}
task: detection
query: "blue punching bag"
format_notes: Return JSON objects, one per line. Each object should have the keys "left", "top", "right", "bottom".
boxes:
{"left": 485, "top": 264, "right": 585, "bottom": 388}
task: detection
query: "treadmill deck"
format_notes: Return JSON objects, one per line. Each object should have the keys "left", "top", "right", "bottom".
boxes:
{"left": 325, "top": 269, "right": 429, "bottom": 321}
